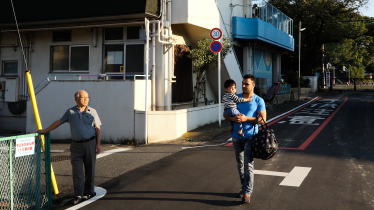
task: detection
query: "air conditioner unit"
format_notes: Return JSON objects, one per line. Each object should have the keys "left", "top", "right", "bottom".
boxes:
{"left": 0, "top": 82, "right": 5, "bottom": 91}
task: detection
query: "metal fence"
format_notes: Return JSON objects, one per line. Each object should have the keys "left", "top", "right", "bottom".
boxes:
{"left": 278, "top": 84, "right": 290, "bottom": 95}
{"left": 330, "top": 77, "right": 374, "bottom": 91}
{"left": 31, "top": 74, "right": 151, "bottom": 98}
{"left": 252, "top": 0, "right": 293, "bottom": 36}
{"left": 0, "top": 133, "right": 52, "bottom": 210}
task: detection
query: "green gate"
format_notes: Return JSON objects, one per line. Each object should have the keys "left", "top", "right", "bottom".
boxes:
{"left": 0, "top": 133, "right": 52, "bottom": 210}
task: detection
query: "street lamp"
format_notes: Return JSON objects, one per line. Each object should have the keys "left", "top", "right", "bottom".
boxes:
{"left": 298, "top": 21, "right": 306, "bottom": 101}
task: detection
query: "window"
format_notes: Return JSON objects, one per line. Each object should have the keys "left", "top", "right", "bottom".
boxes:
{"left": 53, "top": 30, "right": 71, "bottom": 42}
{"left": 103, "top": 26, "right": 144, "bottom": 78}
{"left": 50, "top": 45, "right": 89, "bottom": 72}
{"left": 105, "top": 27, "right": 123, "bottom": 40}
{"left": 104, "top": 44, "right": 144, "bottom": 75}
{"left": 104, "top": 45, "right": 123, "bottom": 73}
{"left": 127, "top": 26, "right": 141, "bottom": 40}
{"left": 125, "top": 44, "right": 144, "bottom": 74}
{"left": 2, "top": 61, "right": 18, "bottom": 76}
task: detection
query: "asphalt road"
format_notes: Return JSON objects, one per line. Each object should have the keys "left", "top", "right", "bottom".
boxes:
{"left": 59, "top": 92, "right": 374, "bottom": 210}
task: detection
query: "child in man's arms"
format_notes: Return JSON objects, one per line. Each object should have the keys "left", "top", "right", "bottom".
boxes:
{"left": 222, "top": 79, "right": 252, "bottom": 137}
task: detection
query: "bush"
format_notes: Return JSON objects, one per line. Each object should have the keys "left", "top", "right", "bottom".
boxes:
{"left": 301, "top": 78, "right": 310, "bottom": 88}
{"left": 283, "top": 70, "right": 310, "bottom": 88}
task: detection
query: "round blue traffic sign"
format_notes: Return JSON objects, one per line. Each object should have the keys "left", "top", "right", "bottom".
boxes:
{"left": 210, "top": 41, "right": 222, "bottom": 53}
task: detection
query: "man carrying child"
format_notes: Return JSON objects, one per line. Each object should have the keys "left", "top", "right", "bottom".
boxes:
{"left": 223, "top": 74, "right": 266, "bottom": 204}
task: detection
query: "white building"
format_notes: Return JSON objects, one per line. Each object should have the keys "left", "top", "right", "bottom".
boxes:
{"left": 0, "top": 0, "right": 294, "bottom": 143}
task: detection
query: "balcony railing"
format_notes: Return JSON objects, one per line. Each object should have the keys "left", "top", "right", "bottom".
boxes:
{"left": 252, "top": 0, "right": 293, "bottom": 36}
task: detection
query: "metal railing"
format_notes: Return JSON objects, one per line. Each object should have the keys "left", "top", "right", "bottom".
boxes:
{"left": 30, "top": 74, "right": 151, "bottom": 99}
{"left": 252, "top": 0, "right": 293, "bottom": 36}
{"left": 330, "top": 77, "right": 374, "bottom": 91}
{"left": 278, "top": 84, "right": 290, "bottom": 95}
{"left": 0, "top": 133, "right": 52, "bottom": 210}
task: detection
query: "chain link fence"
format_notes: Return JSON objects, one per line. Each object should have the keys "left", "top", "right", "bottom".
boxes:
{"left": 0, "top": 133, "right": 52, "bottom": 210}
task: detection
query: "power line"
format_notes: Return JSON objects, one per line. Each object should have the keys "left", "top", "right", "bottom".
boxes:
{"left": 10, "top": 0, "right": 28, "bottom": 71}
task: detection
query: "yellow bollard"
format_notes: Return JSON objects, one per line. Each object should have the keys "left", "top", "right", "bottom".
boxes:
{"left": 26, "top": 71, "right": 59, "bottom": 194}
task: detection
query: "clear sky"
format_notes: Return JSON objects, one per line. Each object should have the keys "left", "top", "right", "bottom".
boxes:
{"left": 359, "top": 0, "right": 374, "bottom": 17}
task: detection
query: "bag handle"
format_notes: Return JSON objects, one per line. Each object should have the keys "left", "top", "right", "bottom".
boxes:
{"left": 252, "top": 116, "right": 268, "bottom": 137}
{"left": 252, "top": 98, "right": 269, "bottom": 136}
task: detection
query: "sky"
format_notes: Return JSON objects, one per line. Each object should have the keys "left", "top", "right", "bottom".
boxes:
{"left": 359, "top": 0, "right": 374, "bottom": 17}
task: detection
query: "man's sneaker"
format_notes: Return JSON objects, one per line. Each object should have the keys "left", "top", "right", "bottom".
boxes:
{"left": 82, "top": 192, "right": 96, "bottom": 201}
{"left": 242, "top": 194, "right": 250, "bottom": 203}
{"left": 72, "top": 196, "right": 81, "bottom": 205}
{"left": 236, "top": 190, "right": 243, "bottom": 198}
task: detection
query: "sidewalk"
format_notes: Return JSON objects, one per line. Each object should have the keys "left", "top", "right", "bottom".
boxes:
{"left": 51, "top": 93, "right": 320, "bottom": 206}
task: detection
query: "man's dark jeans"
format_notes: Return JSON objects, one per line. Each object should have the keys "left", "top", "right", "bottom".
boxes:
{"left": 232, "top": 137, "right": 254, "bottom": 196}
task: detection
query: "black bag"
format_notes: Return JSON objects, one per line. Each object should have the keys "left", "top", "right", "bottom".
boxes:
{"left": 251, "top": 117, "right": 278, "bottom": 160}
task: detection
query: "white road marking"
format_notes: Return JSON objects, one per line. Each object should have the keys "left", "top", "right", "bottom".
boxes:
{"left": 65, "top": 187, "right": 106, "bottom": 210}
{"left": 181, "top": 145, "right": 221, "bottom": 150}
{"left": 279, "top": 166, "right": 312, "bottom": 187}
{"left": 277, "top": 121, "right": 287, "bottom": 124}
{"left": 97, "top": 148, "right": 132, "bottom": 159}
{"left": 51, "top": 150, "right": 66, "bottom": 153}
{"left": 266, "top": 96, "right": 320, "bottom": 123}
{"left": 254, "top": 167, "right": 311, "bottom": 187}
{"left": 227, "top": 138, "right": 232, "bottom": 142}
{"left": 254, "top": 170, "right": 288, "bottom": 177}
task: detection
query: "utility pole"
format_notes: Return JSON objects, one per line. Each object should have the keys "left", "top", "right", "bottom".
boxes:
{"left": 298, "top": 21, "right": 306, "bottom": 101}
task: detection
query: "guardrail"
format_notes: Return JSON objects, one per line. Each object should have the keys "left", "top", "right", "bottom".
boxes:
{"left": 252, "top": 0, "right": 293, "bottom": 36}
{"left": 0, "top": 133, "right": 52, "bottom": 210}
{"left": 30, "top": 74, "right": 151, "bottom": 99}
{"left": 278, "top": 84, "right": 290, "bottom": 95}
{"left": 330, "top": 77, "right": 374, "bottom": 91}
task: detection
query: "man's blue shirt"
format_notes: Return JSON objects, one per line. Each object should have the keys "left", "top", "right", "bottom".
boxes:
{"left": 231, "top": 93, "right": 266, "bottom": 139}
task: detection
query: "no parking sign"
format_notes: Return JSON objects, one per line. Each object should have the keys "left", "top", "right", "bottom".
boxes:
{"left": 210, "top": 41, "right": 222, "bottom": 53}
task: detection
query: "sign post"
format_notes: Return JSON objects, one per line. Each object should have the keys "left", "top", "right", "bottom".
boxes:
{"left": 326, "top": 72, "right": 330, "bottom": 88}
{"left": 210, "top": 28, "right": 223, "bottom": 127}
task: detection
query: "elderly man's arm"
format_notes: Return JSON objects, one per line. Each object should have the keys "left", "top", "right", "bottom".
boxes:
{"left": 95, "top": 126, "right": 101, "bottom": 154}
{"left": 37, "top": 120, "right": 62, "bottom": 134}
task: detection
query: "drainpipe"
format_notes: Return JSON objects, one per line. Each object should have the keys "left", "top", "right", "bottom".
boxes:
{"left": 249, "top": 0, "right": 253, "bottom": 18}
{"left": 145, "top": 18, "right": 150, "bottom": 144}
{"left": 167, "top": 0, "right": 172, "bottom": 110}
{"left": 93, "top": 27, "right": 98, "bottom": 47}
{"left": 152, "top": 23, "right": 156, "bottom": 111}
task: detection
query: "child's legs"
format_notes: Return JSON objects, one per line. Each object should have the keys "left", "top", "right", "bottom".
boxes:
{"left": 224, "top": 108, "right": 241, "bottom": 127}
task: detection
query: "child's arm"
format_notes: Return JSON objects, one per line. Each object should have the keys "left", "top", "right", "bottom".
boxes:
{"left": 229, "top": 93, "right": 252, "bottom": 103}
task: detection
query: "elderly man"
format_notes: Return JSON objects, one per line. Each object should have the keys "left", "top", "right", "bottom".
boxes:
{"left": 223, "top": 74, "right": 266, "bottom": 204}
{"left": 38, "top": 90, "right": 101, "bottom": 205}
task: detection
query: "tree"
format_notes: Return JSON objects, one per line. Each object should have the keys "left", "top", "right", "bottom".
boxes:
{"left": 188, "top": 36, "right": 231, "bottom": 107}
{"left": 268, "top": 0, "right": 370, "bottom": 77}
{"left": 324, "top": 20, "right": 374, "bottom": 78}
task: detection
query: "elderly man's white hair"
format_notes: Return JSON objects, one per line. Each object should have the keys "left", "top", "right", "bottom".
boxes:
{"left": 74, "top": 90, "right": 88, "bottom": 98}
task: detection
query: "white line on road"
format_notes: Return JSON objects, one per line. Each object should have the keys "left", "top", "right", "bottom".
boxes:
{"left": 65, "top": 187, "right": 106, "bottom": 210}
{"left": 181, "top": 145, "right": 221, "bottom": 150}
{"left": 280, "top": 167, "right": 312, "bottom": 187}
{"left": 97, "top": 148, "right": 133, "bottom": 159}
{"left": 51, "top": 150, "right": 66, "bottom": 153}
{"left": 254, "top": 169, "right": 288, "bottom": 177}
{"left": 254, "top": 166, "right": 312, "bottom": 187}
{"left": 266, "top": 96, "right": 320, "bottom": 123}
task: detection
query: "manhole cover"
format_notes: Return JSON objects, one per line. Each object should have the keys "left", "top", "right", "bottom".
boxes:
{"left": 51, "top": 156, "right": 70, "bottom": 162}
